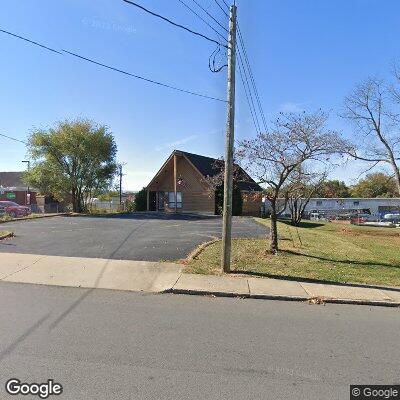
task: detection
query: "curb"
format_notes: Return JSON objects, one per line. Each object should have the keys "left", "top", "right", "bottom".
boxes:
{"left": 0, "top": 231, "right": 14, "bottom": 240}
{"left": 65, "top": 212, "right": 132, "bottom": 218}
{"left": 0, "top": 213, "right": 68, "bottom": 224}
{"left": 168, "top": 288, "right": 400, "bottom": 308}
{"left": 185, "top": 238, "right": 220, "bottom": 261}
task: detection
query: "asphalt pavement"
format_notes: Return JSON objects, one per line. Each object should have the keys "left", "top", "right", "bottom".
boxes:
{"left": 0, "top": 282, "right": 399, "bottom": 400}
{"left": 0, "top": 213, "right": 267, "bottom": 261}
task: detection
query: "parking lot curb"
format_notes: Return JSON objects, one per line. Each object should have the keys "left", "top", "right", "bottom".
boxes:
{"left": 0, "top": 231, "right": 14, "bottom": 240}
{"left": 0, "top": 213, "right": 69, "bottom": 224}
{"left": 167, "top": 287, "right": 400, "bottom": 307}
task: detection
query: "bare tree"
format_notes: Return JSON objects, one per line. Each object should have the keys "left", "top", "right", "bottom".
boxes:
{"left": 342, "top": 77, "right": 400, "bottom": 194}
{"left": 285, "top": 169, "right": 328, "bottom": 226}
{"left": 238, "top": 110, "right": 348, "bottom": 254}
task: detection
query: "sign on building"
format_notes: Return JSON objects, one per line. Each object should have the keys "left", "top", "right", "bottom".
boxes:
{"left": 6, "top": 192, "right": 16, "bottom": 199}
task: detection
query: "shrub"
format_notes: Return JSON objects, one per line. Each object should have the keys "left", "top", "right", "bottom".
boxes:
{"left": 134, "top": 187, "right": 147, "bottom": 211}
{"left": 214, "top": 185, "right": 243, "bottom": 216}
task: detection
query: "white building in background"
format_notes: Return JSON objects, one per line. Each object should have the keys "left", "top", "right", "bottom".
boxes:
{"left": 264, "top": 198, "right": 400, "bottom": 217}
{"left": 305, "top": 198, "right": 400, "bottom": 216}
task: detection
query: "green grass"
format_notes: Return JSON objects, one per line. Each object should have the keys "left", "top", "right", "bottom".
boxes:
{"left": 0, "top": 215, "right": 13, "bottom": 222}
{"left": 0, "top": 230, "right": 13, "bottom": 239}
{"left": 185, "top": 218, "right": 400, "bottom": 287}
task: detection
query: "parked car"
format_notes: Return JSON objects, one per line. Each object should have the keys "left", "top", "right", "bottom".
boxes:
{"left": 0, "top": 201, "right": 31, "bottom": 218}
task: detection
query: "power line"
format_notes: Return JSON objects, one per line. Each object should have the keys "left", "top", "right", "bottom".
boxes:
{"left": 0, "top": 133, "right": 27, "bottom": 145}
{"left": 237, "top": 60, "right": 259, "bottom": 135}
{"left": 63, "top": 50, "right": 226, "bottom": 102}
{"left": 236, "top": 46, "right": 261, "bottom": 133}
{"left": 0, "top": 28, "right": 62, "bottom": 54}
{"left": 177, "top": 0, "right": 227, "bottom": 43}
{"left": 122, "top": 0, "right": 228, "bottom": 48}
{"left": 214, "top": 0, "right": 229, "bottom": 17}
{"left": 190, "top": 0, "right": 228, "bottom": 34}
{"left": 0, "top": 27, "right": 227, "bottom": 103}
{"left": 221, "top": 0, "right": 230, "bottom": 9}
{"left": 237, "top": 23, "right": 268, "bottom": 130}
{"left": 238, "top": 26, "right": 267, "bottom": 130}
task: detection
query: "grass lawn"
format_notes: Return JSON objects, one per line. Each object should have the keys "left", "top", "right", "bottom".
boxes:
{"left": 185, "top": 218, "right": 400, "bottom": 287}
{"left": 0, "top": 231, "right": 13, "bottom": 239}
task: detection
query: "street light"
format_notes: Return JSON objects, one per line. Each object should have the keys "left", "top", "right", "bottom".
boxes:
{"left": 21, "top": 160, "right": 30, "bottom": 206}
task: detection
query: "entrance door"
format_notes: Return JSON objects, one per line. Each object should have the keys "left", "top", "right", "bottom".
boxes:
{"left": 149, "top": 191, "right": 157, "bottom": 211}
{"left": 158, "top": 192, "right": 165, "bottom": 211}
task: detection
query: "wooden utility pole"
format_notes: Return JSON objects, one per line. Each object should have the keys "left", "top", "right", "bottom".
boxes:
{"left": 173, "top": 152, "right": 177, "bottom": 213}
{"left": 119, "top": 164, "right": 123, "bottom": 205}
{"left": 221, "top": 4, "right": 237, "bottom": 273}
{"left": 22, "top": 160, "right": 30, "bottom": 205}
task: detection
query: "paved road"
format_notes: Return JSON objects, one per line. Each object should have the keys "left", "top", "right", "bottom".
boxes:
{"left": 0, "top": 214, "right": 267, "bottom": 261}
{"left": 0, "top": 282, "right": 399, "bottom": 400}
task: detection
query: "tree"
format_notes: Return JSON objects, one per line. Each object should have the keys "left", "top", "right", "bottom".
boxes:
{"left": 342, "top": 77, "right": 400, "bottom": 195}
{"left": 315, "top": 180, "right": 351, "bottom": 198}
{"left": 351, "top": 172, "right": 397, "bottom": 198}
{"left": 238, "top": 110, "right": 349, "bottom": 254}
{"left": 134, "top": 187, "right": 147, "bottom": 211}
{"left": 285, "top": 169, "right": 327, "bottom": 226}
{"left": 25, "top": 118, "right": 118, "bottom": 212}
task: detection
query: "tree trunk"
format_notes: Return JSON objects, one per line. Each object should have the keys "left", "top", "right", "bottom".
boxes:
{"left": 391, "top": 162, "right": 400, "bottom": 196}
{"left": 269, "top": 201, "right": 279, "bottom": 254}
{"left": 71, "top": 187, "right": 78, "bottom": 213}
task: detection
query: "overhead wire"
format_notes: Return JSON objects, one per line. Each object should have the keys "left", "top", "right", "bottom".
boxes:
{"left": 236, "top": 45, "right": 261, "bottom": 133}
{"left": 63, "top": 49, "right": 227, "bottom": 102}
{"left": 122, "top": 0, "right": 228, "bottom": 48}
{"left": 177, "top": 0, "right": 227, "bottom": 43}
{"left": 0, "top": 28, "right": 62, "bottom": 54}
{"left": 213, "top": 0, "right": 229, "bottom": 18}
{"left": 0, "top": 27, "right": 227, "bottom": 103}
{"left": 0, "top": 133, "right": 28, "bottom": 145}
{"left": 237, "top": 23, "right": 268, "bottom": 130}
{"left": 190, "top": 0, "right": 228, "bottom": 33}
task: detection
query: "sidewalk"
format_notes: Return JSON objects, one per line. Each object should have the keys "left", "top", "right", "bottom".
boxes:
{"left": 0, "top": 252, "right": 399, "bottom": 306}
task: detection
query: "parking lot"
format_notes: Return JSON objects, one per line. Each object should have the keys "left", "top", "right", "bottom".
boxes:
{"left": 0, "top": 213, "right": 268, "bottom": 261}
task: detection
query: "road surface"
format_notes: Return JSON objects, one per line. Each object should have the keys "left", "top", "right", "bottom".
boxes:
{"left": 0, "top": 282, "right": 399, "bottom": 399}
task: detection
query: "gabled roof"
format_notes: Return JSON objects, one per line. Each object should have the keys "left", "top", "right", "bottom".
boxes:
{"left": 148, "top": 150, "right": 263, "bottom": 192}
{"left": 0, "top": 172, "right": 25, "bottom": 188}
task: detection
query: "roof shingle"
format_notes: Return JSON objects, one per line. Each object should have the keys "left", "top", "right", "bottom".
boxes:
{"left": 179, "top": 150, "right": 263, "bottom": 192}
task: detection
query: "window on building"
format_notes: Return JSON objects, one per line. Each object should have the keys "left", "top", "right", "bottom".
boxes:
{"left": 168, "top": 192, "right": 182, "bottom": 208}
{"left": 316, "top": 200, "right": 323, "bottom": 206}
{"left": 353, "top": 201, "right": 360, "bottom": 206}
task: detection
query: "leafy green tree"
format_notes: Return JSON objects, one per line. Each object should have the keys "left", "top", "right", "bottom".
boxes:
{"left": 134, "top": 187, "right": 148, "bottom": 211}
{"left": 351, "top": 172, "right": 397, "bottom": 197}
{"left": 24, "top": 118, "right": 118, "bottom": 212}
{"left": 97, "top": 190, "right": 119, "bottom": 201}
{"left": 315, "top": 180, "right": 351, "bottom": 198}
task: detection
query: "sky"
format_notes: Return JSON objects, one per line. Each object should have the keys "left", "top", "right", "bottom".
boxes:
{"left": 1, "top": 0, "right": 400, "bottom": 191}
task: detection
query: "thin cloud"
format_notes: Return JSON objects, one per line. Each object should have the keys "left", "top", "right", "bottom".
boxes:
{"left": 279, "top": 102, "right": 305, "bottom": 113}
{"left": 155, "top": 134, "right": 198, "bottom": 151}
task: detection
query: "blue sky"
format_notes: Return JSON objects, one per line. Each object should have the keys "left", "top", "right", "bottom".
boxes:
{"left": 1, "top": 0, "right": 399, "bottom": 190}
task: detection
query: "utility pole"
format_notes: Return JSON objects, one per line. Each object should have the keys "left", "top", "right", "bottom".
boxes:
{"left": 221, "top": 4, "right": 237, "bottom": 273}
{"left": 22, "top": 160, "right": 30, "bottom": 206}
{"left": 119, "top": 164, "right": 123, "bottom": 205}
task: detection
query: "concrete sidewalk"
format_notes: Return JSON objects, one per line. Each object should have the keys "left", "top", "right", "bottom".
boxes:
{"left": 0, "top": 252, "right": 399, "bottom": 306}
{"left": 0, "top": 252, "right": 183, "bottom": 293}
